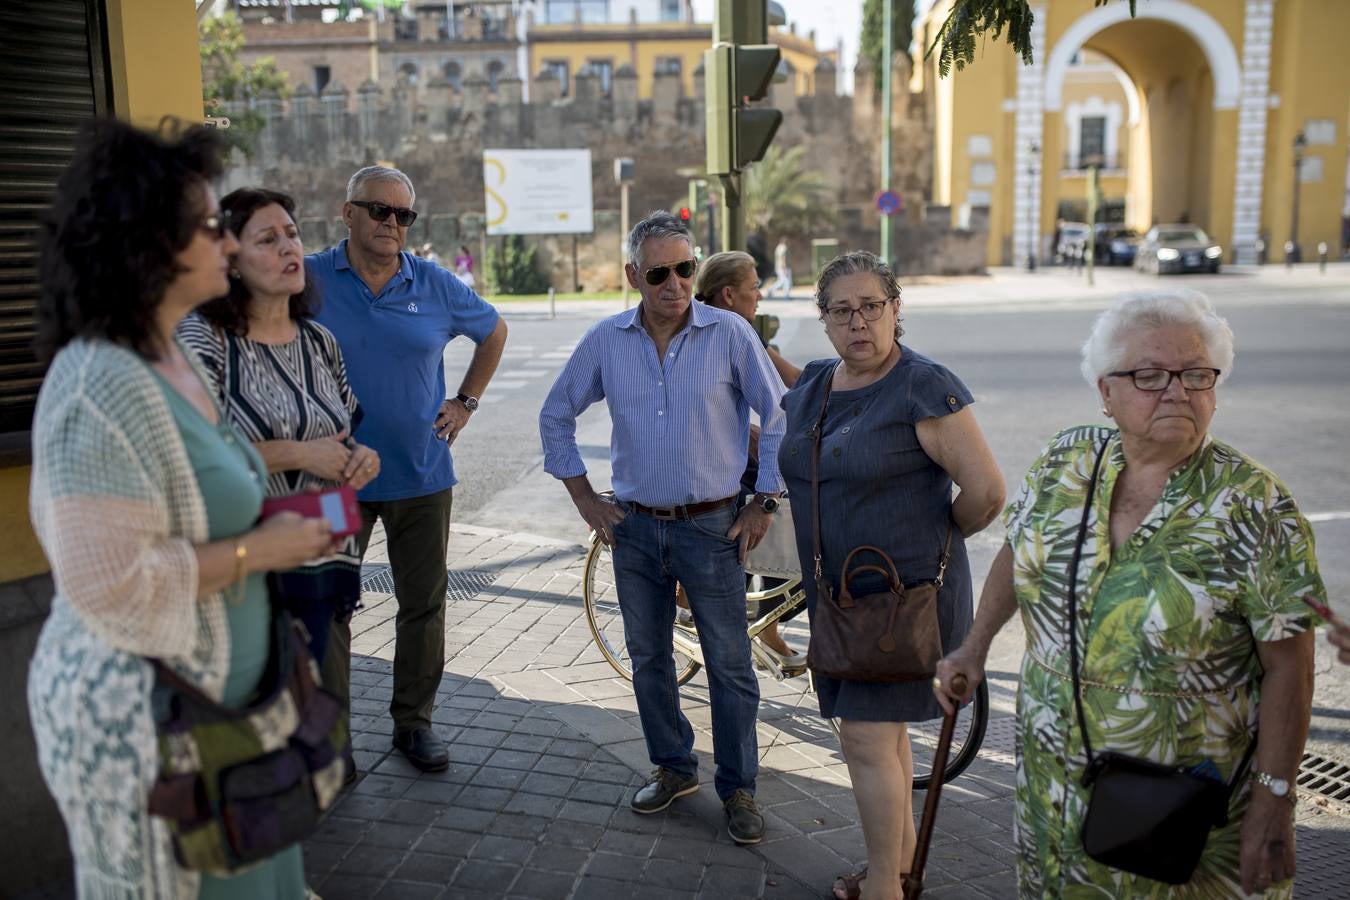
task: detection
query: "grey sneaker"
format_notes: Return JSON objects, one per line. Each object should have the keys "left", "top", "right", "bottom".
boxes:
{"left": 724, "top": 790, "right": 765, "bottom": 844}
{"left": 631, "top": 768, "right": 699, "bottom": 814}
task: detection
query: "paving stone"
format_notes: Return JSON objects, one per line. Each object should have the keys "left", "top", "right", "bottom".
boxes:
{"left": 451, "top": 858, "right": 519, "bottom": 891}
{"left": 316, "top": 873, "right": 385, "bottom": 900}
{"left": 571, "top": 875, "right": 639, "bottom": 900}
{"left": 381, "top": 798, "right": 445, "bottom": 826}
{"left": 548, "top": 738, "right": 597, "bottom": 759}
{"left": 502, "top": 791, "right": 566, "bottom": 818}
{"left": 568, "top": 779, "right": 628, "bottom": 806}
{"left": 499, "top": 732, "right": 554, "bottom": 753}
{"left": 509, "top": 868, "right": 579, "bottom": 899}
{"left": 468, "top": 833, "right": 537, "bottom": 865}
{"left": 642, "top": 856, "right": 706, "bottom": 889}
{"left": 526, "top": 841, "right": 592, "bottom": 874}
{"left": 414, "top": 826, "right": 479, "bottom": 859}
{"left": 519, "top": 771, "right": 576, "bottom": 797}
{"left": 487, "top": 813, "right": 553, "bottom": 841}
{"left": 702, "top": 862, "right": 767, "bottom": 895}
{"left": 456, "top": 726, "right": 510, "bottom": 748}
{"left": 374, "top": 881, "right": 443, "bottom": 900}
{"left": 359, "top": 821, "right": 430, "bottom": 851}
{"left": 543, "top": 819, "right": 605, "bottom": 849}
{"left": 444, "top": 743, "right": 495, "bottom": 766}
{"left": 583, "top": 850, "right": 646, "bottom": 880}
{"left": 652, "top": 833, "right": 714, "bottom": 864}
{"left": 595, "top": 829, "right": 658, "bottom": 858}
{"left": 474, "top": 765, "right": 528, "bottom": 791}
{"left": 557, "top": 798, "right": 617, "bottom": 826}
{"left": 531, "top": 755, "right": 585, "bottom": 776}
{"left": 453, "top": 785, "right": 514, "bottom": 812}
{"left": 332, "top": 843, "right": 403, "bottom": 879}
{"left": 487, "top": 748, "right": 543, "bottom": 770}
{"left": 435, "top": 807, "right": 496, "bottom": 834}
{"left": 334, "top": 793, "right": 395, "bottom": 821}
{"left": 314, "top": 815, "right": 371, "bottom": 845}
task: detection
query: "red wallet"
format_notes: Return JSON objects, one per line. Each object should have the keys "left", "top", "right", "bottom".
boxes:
{"left": 260, "top": 485, "right": 361, "bottom": 537}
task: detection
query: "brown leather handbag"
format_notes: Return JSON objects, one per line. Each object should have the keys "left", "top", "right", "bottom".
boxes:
{"left": 804, "top": 369, "right": 952, "bottom": 683}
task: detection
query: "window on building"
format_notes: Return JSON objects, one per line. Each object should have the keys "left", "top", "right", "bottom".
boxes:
{"left": 660, "top": 0, "right": 682, "bottom": 21}
{"left": 588, "top": 58, "right": 614, "bottom": 96}
{"left": 543, "top": 60, "right": 570, "bottom": 96}
{"left": 314, "top": 65, "right": 332, "bottom": 93}
{"left": 443, "top": 60, "right": 462, "bottom": 91}
{"left": 544, "top": 0, "right": 608, "bottom": 24}
{"left": 398, "top": 62, "right": 419, "bottom": 86}
{"left": 486, "top": 59, "right": 505, "bottom": 92}
{"left": 654, "top": 56, "right": 682, "bottom": 77}
{"left": 1079, "top": 116, "right": 1106, "bottom": 167}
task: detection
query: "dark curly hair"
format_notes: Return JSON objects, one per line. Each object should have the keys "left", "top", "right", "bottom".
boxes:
{"left": 35, "top": 118, "right": 226, "bottom": 362}
{"left": 197, "top": 187, "right": 319, "bottom": 336}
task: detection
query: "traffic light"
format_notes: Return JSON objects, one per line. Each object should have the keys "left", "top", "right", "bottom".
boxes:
{"left": 704, "top": 40, "right": 782, "bottom": 176}
{"left": 679, "top": 206, "right": 691, "bottom": 223}
{"left": 753, "top": 313, "right": 780, "bottom": 348}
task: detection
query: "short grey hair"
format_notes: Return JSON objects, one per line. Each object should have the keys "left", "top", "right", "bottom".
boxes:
{"left": 626, "top": 210, "right": 692, "bottom": 270}
{"left": 346, "top": 165, "right": 416, "bottom": 206}
{"left": 815, "top": 250, "right": 904, "bottom": 340}
{"left": 1080, "top": 289, "right": 1235, "bottom": 388}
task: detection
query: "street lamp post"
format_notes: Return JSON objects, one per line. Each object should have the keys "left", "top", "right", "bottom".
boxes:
{"left": 1026, "top": 142, "right": 1040, "bottom": 271}
{"left": 1287, "top": 131, "right": 1307, "bottom": 265}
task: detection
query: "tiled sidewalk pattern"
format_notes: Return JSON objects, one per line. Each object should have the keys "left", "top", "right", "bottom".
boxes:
{"left": 305, "top": 523, "right": 1350, "bottom": 899}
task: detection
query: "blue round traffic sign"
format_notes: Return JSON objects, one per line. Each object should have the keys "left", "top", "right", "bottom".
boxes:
{"left": 876, "top": 190, "right": 902, "bottom": 216}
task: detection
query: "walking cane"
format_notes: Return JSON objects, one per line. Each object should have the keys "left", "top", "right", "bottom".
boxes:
{"left": 902, "top": 673, "right": 968, "bottom": 900}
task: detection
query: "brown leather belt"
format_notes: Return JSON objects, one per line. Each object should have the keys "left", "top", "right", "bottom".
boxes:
{"left": 629, "top": 496, "right": 736, "bottom": 521}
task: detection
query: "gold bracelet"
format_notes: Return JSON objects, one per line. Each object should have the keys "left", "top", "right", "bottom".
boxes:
{"left": 230, "top": 538, "right": 248, "bottom": 606}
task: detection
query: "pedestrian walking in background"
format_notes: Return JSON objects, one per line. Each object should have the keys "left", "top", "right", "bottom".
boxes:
{"left": 779, "top": 251, "right": 1004, "bottom": 900}
{"left": 27, "top": 119, "right": 336, "bottom": 899}
{"left": 539, "top": 211, "right": 787, "bottom": 844}
{"left": 454, "top": 243, "right": 476, "bottom": 289}
{"left": 935, "top": 290, "right": 1323, "bottom": 898}
{"left": 179, "top": 187, "right": 379, "bottom": 668}
{"left": 308, "top": 165, "right": 508, "bottom": 773}
{"left": 770, "top": 237, "right": 793, "bottom": 297}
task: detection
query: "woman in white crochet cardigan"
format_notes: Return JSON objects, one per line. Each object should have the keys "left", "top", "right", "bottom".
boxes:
{"left": 27, "top": 120, "right": 336, "bottom": 899}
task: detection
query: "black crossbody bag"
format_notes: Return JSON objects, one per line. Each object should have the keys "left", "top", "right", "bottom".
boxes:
{"left": 1068, "top": 438, "right": 1257, "bottom": 886}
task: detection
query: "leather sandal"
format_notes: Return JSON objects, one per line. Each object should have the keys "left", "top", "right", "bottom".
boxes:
{"left": 832, "top": 868, "right": 866, "bottom": 900}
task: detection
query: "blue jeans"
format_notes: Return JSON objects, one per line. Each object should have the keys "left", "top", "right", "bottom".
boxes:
{"left": 611, "top": 502, "right": 760, "bottom": 800}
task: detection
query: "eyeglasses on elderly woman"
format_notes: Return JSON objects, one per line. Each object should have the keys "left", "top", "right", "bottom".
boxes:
{"left": 822, "top": 299, "right": 894, "bottom": 326}
{"left": 1107, "top": 367, "right": 1221, "bottom": 391}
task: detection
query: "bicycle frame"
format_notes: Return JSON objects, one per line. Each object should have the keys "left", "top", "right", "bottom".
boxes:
{"left": 671, "top": 575, "right": 808, "bottom": 682}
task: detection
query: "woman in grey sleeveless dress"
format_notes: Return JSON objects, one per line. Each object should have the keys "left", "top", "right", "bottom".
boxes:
{"left": 778, "top": 252, "right": 1005, "bottom": 900}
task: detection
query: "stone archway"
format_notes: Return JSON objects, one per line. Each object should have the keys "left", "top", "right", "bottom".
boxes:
{"left": 1013, "top": 0, "right": 1267, "bottom": 264}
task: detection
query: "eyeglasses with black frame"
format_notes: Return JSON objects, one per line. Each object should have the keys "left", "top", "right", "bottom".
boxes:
{"left": 197, "top": 212, "right": 232, "bottom": 241}
{"left": 642, "top": 258, "right": 697, "bottom": 285}
{"left": 1107, "top": 367, "right": 1221, "bottom": 391}
{"left": 351, "top": 199, "right": 418, "bottom": 227}
{"left": 822, "top": 299, "right": 894, "bottom": 326}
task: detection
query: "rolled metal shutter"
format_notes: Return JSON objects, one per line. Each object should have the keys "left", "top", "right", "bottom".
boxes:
{"left": 0, "top": 0, "right": 109, "bottom": 434}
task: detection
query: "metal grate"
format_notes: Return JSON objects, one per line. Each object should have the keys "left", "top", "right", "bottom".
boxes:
{"left": 1298, "top": 752, "right": 1350, "bottom": 803}
{"left": 359, "top": 565, "right": 497, "bottom": 603}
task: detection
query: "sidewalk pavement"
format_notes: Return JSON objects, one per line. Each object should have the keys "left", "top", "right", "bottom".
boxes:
{"left": 305, "top": 523, "right": 1350, "bottom": 900}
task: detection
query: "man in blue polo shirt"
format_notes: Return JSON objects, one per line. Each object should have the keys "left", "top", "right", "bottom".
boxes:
{"left": 309, "top": 165, "right": 508, "bottom": 772}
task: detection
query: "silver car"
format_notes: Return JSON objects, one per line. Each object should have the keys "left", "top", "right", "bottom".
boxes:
{"left": 1135, "top": 225, "right": 1222, "bottom": 275}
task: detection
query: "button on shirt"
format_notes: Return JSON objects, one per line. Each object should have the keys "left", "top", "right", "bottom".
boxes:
{"left": 308, "top": 241, "right": 499, "bottom": 502}
{"left": 539, "top": 301, "right": 786, "bottom": 506}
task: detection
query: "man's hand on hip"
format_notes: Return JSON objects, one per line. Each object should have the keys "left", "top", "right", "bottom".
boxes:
{"left": 727, "top": 504, "right": 772, "bottom": 566}
{"left": 434, "top": 398, "right": 472, "bottom": 445}
{"left": 573, "top": 491, "right": 626, "bottom": 547}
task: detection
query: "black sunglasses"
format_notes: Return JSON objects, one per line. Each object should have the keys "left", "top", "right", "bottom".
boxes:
{"left": 351, "top": 199, "right": 418, "bottom": 227}
{"left": 197, "top": 212, "right": 232, "bottom": 241}
{"left": 642, "top": 258, "right": 697, "bottom": 285}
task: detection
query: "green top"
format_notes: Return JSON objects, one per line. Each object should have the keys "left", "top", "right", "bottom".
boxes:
{"left": 1004, "top": 425, "right": 1324, "bottom": 898}
{"left": 151, "top": 367, "right": 307, "bottom": 899}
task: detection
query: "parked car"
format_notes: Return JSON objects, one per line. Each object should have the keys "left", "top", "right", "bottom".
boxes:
{"left": 1055, "top": 221, "right": 1090, "bottom": 264}
{"left": 1094, "top": 225, "right": 1140, "bottom": 266}
{"left": 1135, "top": 225, "right": 1223, "bottom": 274}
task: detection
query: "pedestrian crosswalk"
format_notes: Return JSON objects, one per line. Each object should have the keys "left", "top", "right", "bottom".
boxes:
{"left": 446, "top": 339, "right": 581, "bottom": 391}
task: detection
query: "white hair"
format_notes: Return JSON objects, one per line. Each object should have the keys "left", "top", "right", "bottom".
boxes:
{"left": 626, "top": 210, "right": 692, "bottom": 270}
{"left": 1080, "top": 289, "right": 1235, "bottom": 388}
{"left": 346, "top": 165, "right": 416, "bottom": 205}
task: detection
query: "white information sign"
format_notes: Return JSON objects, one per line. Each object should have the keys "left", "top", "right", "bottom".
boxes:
{"left": 483, "top": 149, "right": 594, "bottom": 235}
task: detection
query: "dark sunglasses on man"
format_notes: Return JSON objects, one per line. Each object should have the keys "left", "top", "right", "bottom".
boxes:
{"left": 642, "top": 258, "right": 697, "bottom": 286}
{"left": 351, "top": 199, "right": 419, "bottom": 227}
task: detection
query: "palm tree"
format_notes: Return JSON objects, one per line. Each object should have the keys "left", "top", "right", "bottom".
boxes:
{"left": 742, "top": 145, "right": 834, "bottom": 240}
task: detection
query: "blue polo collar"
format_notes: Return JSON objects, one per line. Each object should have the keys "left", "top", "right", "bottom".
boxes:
{"left": 333, "top": 239, "right": 415, "bottom": 285}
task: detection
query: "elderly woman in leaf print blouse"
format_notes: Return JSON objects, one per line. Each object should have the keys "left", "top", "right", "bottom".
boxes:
{"left": 934, "top": 290, "right": 1323, "bottom": 898}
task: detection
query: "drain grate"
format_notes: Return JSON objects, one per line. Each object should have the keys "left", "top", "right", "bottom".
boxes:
{"left": 1299, "top": 752, "right": 1350, "bottom": 803}
{"left": 360, "top": 565, "right": 497, "bottom": 603}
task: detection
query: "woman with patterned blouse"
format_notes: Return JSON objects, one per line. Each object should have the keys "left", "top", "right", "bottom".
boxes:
{"left": 934, "top": 290, "right": 1324, "bottom": 898}
{"left": 179, "top": 188, "right": 379, "bottom": 666}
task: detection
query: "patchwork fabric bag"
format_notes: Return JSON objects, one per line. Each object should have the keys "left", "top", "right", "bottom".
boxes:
{"left": 147, "top": 609, "right": 349, "bottom": 873}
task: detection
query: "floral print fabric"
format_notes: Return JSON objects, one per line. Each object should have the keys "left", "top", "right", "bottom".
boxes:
{"left": 1004, "top": 425, "right": 1325, "bottom": 898}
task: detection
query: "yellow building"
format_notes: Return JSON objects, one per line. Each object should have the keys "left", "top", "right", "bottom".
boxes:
{"left": 918, "top": 0, "right": 1350, "bottom": 265}
{"left": 527, "top": 21, "right": 825, "bottom": 100}
{"left": 0, "top": 0, "right": 206, "bottom": 892}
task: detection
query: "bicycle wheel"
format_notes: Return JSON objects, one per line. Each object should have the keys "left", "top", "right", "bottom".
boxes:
{"left": 581, "top": 535, "right": 701, "bottom": 685}
{"left": 910, "top": 680, "right": 989, "bottom": 790}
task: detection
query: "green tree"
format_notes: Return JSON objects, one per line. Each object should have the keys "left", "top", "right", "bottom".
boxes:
{"left": 484, "top": 235, "right": 551, "bottom": 295}
{"left": 199, "top": 12, "right": 289, "bottom": 154}
{"left": 859, "top": 0, "right": 917, "bottom": 95}
{"left": 742, "top": 145, "right": 835, "bottom": 241}
{"left": 926, "top": 0, "right": 1137, "bottom": 76}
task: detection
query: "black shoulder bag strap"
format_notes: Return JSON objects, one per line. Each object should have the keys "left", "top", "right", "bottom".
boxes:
{"left": 810, "top": 367, "right": 837, "bottom": 599}
{"left": 1067, "top": 435, "right": 1258, "bottom": 785}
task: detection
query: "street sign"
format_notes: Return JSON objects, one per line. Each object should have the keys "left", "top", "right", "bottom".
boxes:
{"left": 483, "top": 149, "right": 594, "bottom": 235}
{"left": 876, "top": 190, "right": 902, "bottom": 216}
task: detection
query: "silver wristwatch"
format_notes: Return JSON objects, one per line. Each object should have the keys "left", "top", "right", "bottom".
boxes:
{"left": 1251, "top": 770, "right": 1295, "bottom": 805}
{"left": 455, "top": 393, "right": 479, "bottom": 412}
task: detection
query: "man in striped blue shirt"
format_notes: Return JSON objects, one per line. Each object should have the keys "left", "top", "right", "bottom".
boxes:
{"left": 539, "top": 212, "right": 786, "bottom": 845}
